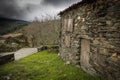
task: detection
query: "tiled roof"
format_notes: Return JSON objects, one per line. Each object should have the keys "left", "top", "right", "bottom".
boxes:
{"left": 58, "top": 0, "right": 95, "bottom": 15}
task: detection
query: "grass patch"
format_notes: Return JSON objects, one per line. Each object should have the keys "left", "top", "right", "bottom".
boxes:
{"left": 0, "top": 50, "right": 102, "bottom": 80}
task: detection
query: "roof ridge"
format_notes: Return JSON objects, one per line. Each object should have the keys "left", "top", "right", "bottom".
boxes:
{"left": 58, "top": 0, "right": 96, "bottom": 15}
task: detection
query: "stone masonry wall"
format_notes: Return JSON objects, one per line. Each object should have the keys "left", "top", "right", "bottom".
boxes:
{"left": 59, "top": 0, "right": 120, "bottom": 79}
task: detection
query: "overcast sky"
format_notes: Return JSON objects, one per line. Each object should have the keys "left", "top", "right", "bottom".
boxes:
{"left": 0, "top": 0, "right": 81, "bottom": 21}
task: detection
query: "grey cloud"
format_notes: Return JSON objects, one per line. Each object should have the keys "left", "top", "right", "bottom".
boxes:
{"left": 43, "top": 0, "right": 80, "bottom": 7}
{"left": 0, "top": 0, "right": 25, "bottom": 19}
{"left": 0, "top": 0, "right": 81, "bottom": 21}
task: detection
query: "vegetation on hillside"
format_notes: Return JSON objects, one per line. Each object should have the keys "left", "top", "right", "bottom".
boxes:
{"left": 0, "top": 17, "right": 29, "bottom": 35}
{"left": 0, "top": 33, "right": 28, "bottom": 53}
{"left": 0, "top": 17, "right": 60, "bottom": 53}
{"left": 0, "top": 50, "right": 102, "bottom": 80}
{"left": 21, "top": 19, "right": 60, "bottom": 47}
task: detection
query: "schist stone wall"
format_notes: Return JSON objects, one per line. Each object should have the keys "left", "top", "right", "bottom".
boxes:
{"left": 59, "top": 0, "right": 120, "bottom": 80}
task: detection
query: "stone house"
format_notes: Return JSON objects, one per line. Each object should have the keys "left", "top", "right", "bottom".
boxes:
{"left": 58, "top": 0, "right": 120, "bottom": 79}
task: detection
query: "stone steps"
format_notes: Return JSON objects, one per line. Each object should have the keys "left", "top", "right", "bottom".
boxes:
{"left": 14, "top": 48, "right": 38, "bottom": 60}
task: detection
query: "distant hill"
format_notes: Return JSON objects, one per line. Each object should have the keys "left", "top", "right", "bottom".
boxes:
{"left": 0, "top": 17, "right": 30, "bottom": 35}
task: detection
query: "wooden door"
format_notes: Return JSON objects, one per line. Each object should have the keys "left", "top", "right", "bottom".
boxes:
{"left": 80, "top": 39, "right": 90, "bottom": 72}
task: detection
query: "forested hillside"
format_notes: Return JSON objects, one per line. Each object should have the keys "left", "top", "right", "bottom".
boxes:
{"left": 0, "top": 17, "right": 29, "bottom": 35}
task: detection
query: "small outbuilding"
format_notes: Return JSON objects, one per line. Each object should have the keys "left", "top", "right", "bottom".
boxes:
{"left": 58, "top": 0, "right": 120, "bottom": 79}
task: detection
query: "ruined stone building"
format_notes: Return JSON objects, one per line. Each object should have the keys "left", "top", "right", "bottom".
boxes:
{"left": 58, "top": 0, "right": 120, "bottom": 79}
